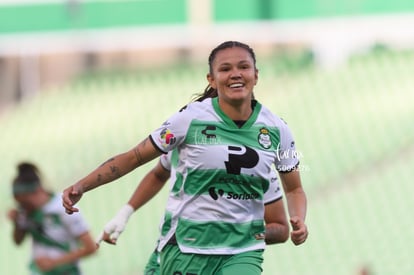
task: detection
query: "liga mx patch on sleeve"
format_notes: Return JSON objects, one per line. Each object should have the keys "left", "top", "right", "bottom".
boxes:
{"left": 158, "top": 128, "right": 176, "bottom": 150}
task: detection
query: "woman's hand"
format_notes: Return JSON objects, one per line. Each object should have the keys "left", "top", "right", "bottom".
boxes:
{"left": 289, "top": 216, "right": 308, "bottom": 245}
{"left": 62, "top": 183, "right": 84, "bottom": 214}
{"left": 35, "top": 257, "right": 57, "bottom": 272}
{"left": 96, "top": 204, "right": 134, "bottom": 246}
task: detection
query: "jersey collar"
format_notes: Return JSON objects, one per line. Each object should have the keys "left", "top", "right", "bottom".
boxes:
{"left": 212, "top": 97, "right": 261, "bottom": 129}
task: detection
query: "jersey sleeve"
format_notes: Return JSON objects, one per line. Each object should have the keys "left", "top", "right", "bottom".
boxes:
{"left": 263, "top": 170, "right": 283, "bottom": 204}
{"left": 61, "top": 209, "right": 90, "bottom": 238}
{"left": 63, "top": 212, "right": 89, "bottom": 237}
{"left": 274, "top": 119, "right": 300, "bottom": 172}
{"left": 55, "top": 194, "right": 89, "bottom": 237}
{"left": 159, "top": 152, "right": 172, "bottom": 171}
{"left": 149, "top": 107, "right": 194, "bottom": 153}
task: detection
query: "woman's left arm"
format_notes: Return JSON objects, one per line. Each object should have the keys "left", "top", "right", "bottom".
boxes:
{"left": 35, "top": 231, "right": 97, "bottom": 272}
{"left": 279, "top": 170, "right": 308, "bottom": 245}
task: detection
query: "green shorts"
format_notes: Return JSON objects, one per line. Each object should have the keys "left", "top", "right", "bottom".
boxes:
{"left": 144, "top": 249, "right": 161, "bottom": 275}
{"left": 160, "top": 244, "right": 264, "bottom": 275}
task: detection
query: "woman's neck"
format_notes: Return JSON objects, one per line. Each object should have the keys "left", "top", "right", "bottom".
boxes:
{"left": 218, "top": 98, "right": 252, "bottom": 121}
{"left": 34, "top": 191, "right": 52, "bottom": 209}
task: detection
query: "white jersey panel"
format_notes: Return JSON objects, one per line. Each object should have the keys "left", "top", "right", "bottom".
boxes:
{"left": 263, "top": 170, "right": 283, "bottom": 204}
{"left": 31, "top": 194, "right": 89, "bottom": 260}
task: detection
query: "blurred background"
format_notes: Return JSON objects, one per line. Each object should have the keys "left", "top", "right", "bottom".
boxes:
{"left": 1, "top": 0, "right": 414, "bottom": 274}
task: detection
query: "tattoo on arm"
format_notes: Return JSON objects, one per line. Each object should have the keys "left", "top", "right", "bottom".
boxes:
{"left": 96, "top": 158, "right": 121, "bottom": 183}
{"left": 99, "top": 158, "right": 115, "bottom": 167}
{"left": 134, "top": 139, "right": 147, "bottom": 166}
{"left": 134, "top": 148, "right": 143, "bottom": 166}
{"left": 109, "top": 165, "right": 121, "bottom": 177}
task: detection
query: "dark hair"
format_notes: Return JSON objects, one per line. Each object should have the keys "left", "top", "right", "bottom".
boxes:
{"left": 192, "top": 41, "right": 257, "bottom": 105}
{"left": 181, "top": 41, "right": 257, "bottom": 111}
{"left": 191, "top": 85, "right": 218, "bottom": 102}
{"left": 14, "top": 162, "right": 41, "bottom": 183}
{"left": 208, "top": 41, "right": 257, "bottom": 75}
{"left": 12, "top": 162, "right": 42, "bottom": 195}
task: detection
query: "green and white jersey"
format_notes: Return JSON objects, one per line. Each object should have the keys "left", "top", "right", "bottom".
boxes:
{"left": 25, "top": 194, "right": 89, "bottom": 265}
{"left": 157, "top": 151, "right": 284, "bottom": 254}
{"left": 157, "top": 150, "right": 179, "bottom": 245}
{"left": 150, "top": 98, "right": 298, "bottom": 254}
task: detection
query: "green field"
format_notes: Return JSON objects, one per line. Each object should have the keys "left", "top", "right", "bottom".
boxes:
{"left": 1, "top": 48, "right": 413, "bottom": 275}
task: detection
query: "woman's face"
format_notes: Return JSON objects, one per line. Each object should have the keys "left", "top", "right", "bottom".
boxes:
{"left": 207, "top": 46, "right": 258, "bottom": 105}
{"left": 14, "top": 192, "right": 38, "bottom": 212}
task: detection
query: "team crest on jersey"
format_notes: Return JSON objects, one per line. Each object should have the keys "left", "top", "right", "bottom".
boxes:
{"left": 159, "top": 128, "right": 176, "bottom": 149}
{"left": 258, "top": 127, "right": 271, "bottom": 149}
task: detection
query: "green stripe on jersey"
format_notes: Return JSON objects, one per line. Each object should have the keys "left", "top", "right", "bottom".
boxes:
{"left": 185, "top": 120, "right": 280, "bottom": 151}
{"left": 176, "top": 218, "right": 265, "bottom": 249}
{"left": 160, "top": 211, "right": 173, "bottom": 237}
{"left": 171, "top": 149, "right": 179, "bottom": 168}
{"left": 183, "top": 169, "right": 269, "bottom": 197}
{"left": 28, "top": 211, "right": 70, "bottom": 251}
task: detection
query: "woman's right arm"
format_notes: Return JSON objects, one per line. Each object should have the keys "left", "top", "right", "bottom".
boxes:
{"left": 263, "top": 199, "right": 290, "bottom": 244}
{"left": 127, "top": 160, "right": 170, "bottom": 210}
{"left": 35, "top": 231, "right": 97, "bottom": 272}
{"left": 62, "top": 137, "right": 162, "bottom": 214}
{"left": 7, "top": 209, "right": 27, "bottom": 245}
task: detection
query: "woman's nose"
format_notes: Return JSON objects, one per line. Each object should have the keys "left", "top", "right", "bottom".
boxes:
{"left": 230, "top": 70, "right": 242, "bottom": 78}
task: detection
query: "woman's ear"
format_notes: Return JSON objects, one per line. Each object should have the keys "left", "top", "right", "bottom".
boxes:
{"left": 254, "top": 69, "right": 259, "bottom": 85}
{"left": 207, "top": 73, "right": 216, "bottom": 89}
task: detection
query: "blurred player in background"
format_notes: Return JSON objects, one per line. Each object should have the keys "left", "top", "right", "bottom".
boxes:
{"left": 63, "top": 40, "right": 308, "bottom": 274}
{"left": 7, "top": 162, "right": 97, "bottom": 275}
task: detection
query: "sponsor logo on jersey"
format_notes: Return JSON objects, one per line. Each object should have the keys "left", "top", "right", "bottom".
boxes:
{"left": 274, "top": 186, "right": 281, "bottom": 193}
{"left": 208, "top": 187, "right": 224, "bottom": 200}
{"left": 225, "top": 146, "right": 259, "bottom": 174}
{"left": 217, "top": 176, "right": 251, "bottom": 186}
{"left": 159, "top": 128, "right": 176, "bottom": 149}
{"left": 208, "top": 187, "right": 259, "bottom": 201}
{"left": 258, "top": 127, "right": 271, "bottom": 149}
{"left": 227, "top": 192, "right": 259, "bottom": 200}
{"left": 195, "top": 125, "right": 221, "bottom": 145}
{"left": 201, "top": 125, "right": 217, "bottom": 138}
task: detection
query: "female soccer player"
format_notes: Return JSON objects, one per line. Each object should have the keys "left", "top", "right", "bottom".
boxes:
{"left": 62, "top": 41, "right": 308, "bottom": 274}
{"left": 8, "top": 162, "right": 97, "bottom": 275}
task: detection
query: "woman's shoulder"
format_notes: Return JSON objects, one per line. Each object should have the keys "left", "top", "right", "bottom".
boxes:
{"left": 177, "top": 98, "right": 213, "bottom": 118}
{"left": 185, "top": 98, "right": 212, "bottom": 110}
{"left": 256, "top": 104, "right": 296, "bottom": 137}
{"left": 257, "top": 103, "right": 287, "bottom": 125}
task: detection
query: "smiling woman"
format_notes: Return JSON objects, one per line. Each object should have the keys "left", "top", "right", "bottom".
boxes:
{"left": 61, "top": 41, "right": 308, "bottom": 275}
{"left": 207, "top": 43, "right": 258, "bottom": 118}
